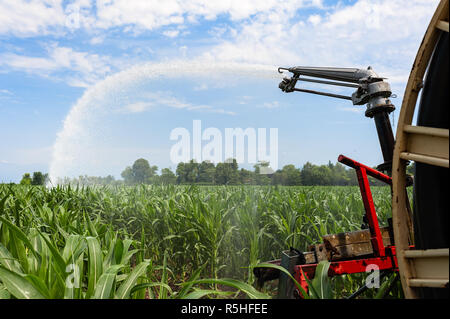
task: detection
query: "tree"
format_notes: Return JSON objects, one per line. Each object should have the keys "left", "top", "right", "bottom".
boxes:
{"left": 254, "top": 161, "right": 272, "bottom": 185}
{"left": 214, "top": 163, "right": 227, "bottom": 185}
{"left": 300, "top": 162, "right": 315, "bottom": 185}
{"left": 121, "top": 166, "right": 134, "bottom": 184}
{"left": 185, "top": 160, "right": 199, "bottom": 183}
{"left": 31, "top": 172, "right": 48, "bottom": 185}
{"left": 239, "top": 168, "right": 254, "bottom": 184}
{"left": 132, "top": 158, "right": 154, "bottom": 184}
{"left": 121, "top": 158, "right": 157, "bottom": 184}
{"left": 329, "top": 162, "right": 350, "bottom": 185}
{"left": 103, "top": 175, "right": 115, "bottom": 185}
{"left": 197, "top": 161, "right": 215, "bottom": 184}
{"left": 160, "top": 168, "right": 176, "bottom": 184}
{"left": 271, "top": 169, "right": 284, "bottom": 185}
{"left": 276, "top": 165, "right": 302, "bottom": 186}
{"left": 176, "top": 162, "right": 187, "bottom": 184}
{"left": 311, "top": 165, "right": 332, "bottom": 185}
{"left": 20, "top": 173, "right": 32, "bottom": 185}
{"left": 120, "top": 157, "right": 373, "bottom": 186}
{"left": 215, "top": 158, "right": 239, "bottom": 185}
{"left": 227, "top": 158, "right": 240, "bottom": 184}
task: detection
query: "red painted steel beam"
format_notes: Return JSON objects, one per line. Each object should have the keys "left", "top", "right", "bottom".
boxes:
{"left": 285, "top": 155, "right": 397, "bottom": 298}
{"left": 294, "top": 252, "right": 398, "bottom": 279}
{"left": 356, "top": 167, "right": 386, "bottom": 257}
{"left": 293, "top": 248, "right": 398, "bottom": 297}
{"left": 338, "top": 154, "right": 392, "bottom": 185}
{"left": 337, "top": 155, "right": 390, "bottom": 257}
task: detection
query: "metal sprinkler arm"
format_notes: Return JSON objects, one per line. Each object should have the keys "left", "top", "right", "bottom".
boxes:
{"left": 278, "top": 66, "right": 394, "bottom": 111}
{"left": 278, "top": 66, "right": 383, "bottom": 83}
{"left": 278, "top": 65, "right": 396, "bottom": 174}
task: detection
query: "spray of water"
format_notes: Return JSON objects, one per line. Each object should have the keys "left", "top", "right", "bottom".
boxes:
{"left": 48, "top": 59, "right": 282, "bottom": 185}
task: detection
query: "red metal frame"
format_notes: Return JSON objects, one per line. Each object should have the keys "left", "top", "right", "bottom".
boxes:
{"left": 293, "top": 155, "right": 398, "bottom": 297}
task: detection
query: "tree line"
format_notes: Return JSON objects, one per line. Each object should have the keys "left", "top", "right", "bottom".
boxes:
{"left": 19, "top": 157, "right": 411, "bottom": 186}
{"left": 115, "top": 158, "right": 387, "bottom": 186}
{"left": 19, "top": 172, "right": 49, "bottom": 186}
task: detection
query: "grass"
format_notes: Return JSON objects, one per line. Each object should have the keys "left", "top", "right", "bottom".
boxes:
{"left": 0, "top": 184, "right": 403, "bottom": 299}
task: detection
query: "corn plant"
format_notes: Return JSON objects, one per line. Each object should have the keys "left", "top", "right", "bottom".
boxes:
{"left": 0, "top": 184, "right": 399, "bottom": 299}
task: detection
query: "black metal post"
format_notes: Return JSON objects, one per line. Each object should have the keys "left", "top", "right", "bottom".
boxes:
{"left": 373, "top": 111, "right": 395, "bottom": 174}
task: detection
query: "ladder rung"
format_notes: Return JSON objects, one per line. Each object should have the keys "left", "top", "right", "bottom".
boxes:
{"left": 400, "top": 152, "right": 449, "bottom": 168}
{"left": 404, "top": 248, "right": 449, "bottom": 259}
{"left": 402, "top": 248, "right": 449, "bottom": 285}
{"left": 407, "top": 278, "right": 448, "bottom": 288}
{"left": 436, "top": 20, "right": 449, "bottom": 32}
{"left": 403, "top": 125, "right": 449, "bottom": 138}
{"left": 403, "top": 126, "right": 449, "bottom": 161}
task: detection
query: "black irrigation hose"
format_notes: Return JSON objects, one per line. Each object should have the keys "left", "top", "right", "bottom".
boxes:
{"left": 344, "top": 270, "right": 391, "bottom": 299}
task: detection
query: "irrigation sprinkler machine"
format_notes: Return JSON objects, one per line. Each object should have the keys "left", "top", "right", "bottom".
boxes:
{"left": 254, "top": 0, "right": 449, "bottom": 299}
{"left": 255, "top": 66, "right": 403, "bottom": 299}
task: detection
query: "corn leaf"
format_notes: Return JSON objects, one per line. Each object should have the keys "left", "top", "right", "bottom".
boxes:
{"left": 115, "top": 260, "right": 150, "bottom": 299}
{"left": 86, "top": 236, "right": 103, "bottom": 298}
{"left": 0, "top": 265, "right": 45, "bottom": 299}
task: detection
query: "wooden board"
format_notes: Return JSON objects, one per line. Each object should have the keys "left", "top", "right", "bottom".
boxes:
{"left": 303, "top": 227, "right": 394, "bottom": 263}
{"left": 322, "top": 227, "right": 393, "bottom": 247}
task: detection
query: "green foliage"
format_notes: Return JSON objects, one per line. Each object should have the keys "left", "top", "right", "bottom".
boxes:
{"left": 215, "top": 159, "right": 239, "bottom": 185}
{"left": 121, "top": 158, "right": 158, "bottom": 185}
{"left": 19, "top": 173, "right": 32, "bottom": 185}
{"left": 19, "top": 172, "right": 49, "bottom": 186}
{"left": 171, "top": 158, "right": 375, "bottom": 186}
{"left": 271, "top": 164, "right": 302, "bottom": 185}
{"left": 31, "top": 172, "right": 48, "bottom": 186}
{"left": 0, "top": 184, "right": 399, "bottom": 299}
{"left": 120, "top": 167, "right": 133, "bottom": 184}
{"left": 160, "top": 168, "right": 177, "bottom": 184}
{"left": 49, "top": 157, "right": 397, "bottom": 187}
{"left": 309, "top": 261, "right": 332, "bottom": 299}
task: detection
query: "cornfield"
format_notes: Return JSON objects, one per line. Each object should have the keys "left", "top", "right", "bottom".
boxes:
{"left": 0, "top": 184, "right": 403, "bottom": 299}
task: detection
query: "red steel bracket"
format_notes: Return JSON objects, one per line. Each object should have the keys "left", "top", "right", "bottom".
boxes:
{"left": 292, "top": 155, "right": 397, "bottom": 298}
{"left": 338, "top": 154, "right": 392, "bottom": 257}
{"left": 293, "top": 247, "right": 398, "bottom": 296}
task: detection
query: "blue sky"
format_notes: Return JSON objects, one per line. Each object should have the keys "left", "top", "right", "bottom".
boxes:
{"left": 0, "top": 0, "right": 440, "bottom": 182}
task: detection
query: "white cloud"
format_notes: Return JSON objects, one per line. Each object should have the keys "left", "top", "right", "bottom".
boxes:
{"left": 193, "top": 83, "right": 208, "bottom": 91}
{"left": 308, "top": 14, "right": 321, "bottom": 26}
{"left": 238, "top": 95, "right": 254, "bottom": 105}
{"left": 0, "top": 44, "right": 116, "bottom": 87}
{"left": 123, "top": 102, "right": 154, "bottom": 113}
{"left": 89, "top": 36, "right": 105, "bottom": 45}
{"left": 261, "top": 101, "right": 280, "bottom": 109}
{"left": 0, "top": 0, "right": 66, "bottom": 36}
{"left": 94, "top": 0, "right": 322, "bottom": 32}
{"left": 163, "top": 29, "right": 180, "bottom": 38}
{"left": 0, "top": 0, "right": 98, "bottom": 37}
{"left": 0, "top": 89, "right": 12, "bottom": 95}
{"left": 338, "top": 106, "right": 364, "bottom": 114}
{"left": 0, "top": 0, "right": 324, "bottom": 37}
{"left": 0, "top": 0, "right": 440, "bottom": 95}
{"left": 0, "top": 54, "right": 59, "bottom": 73}
{"left": 201, "top": 0, "right": 439, "bottom": 96}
